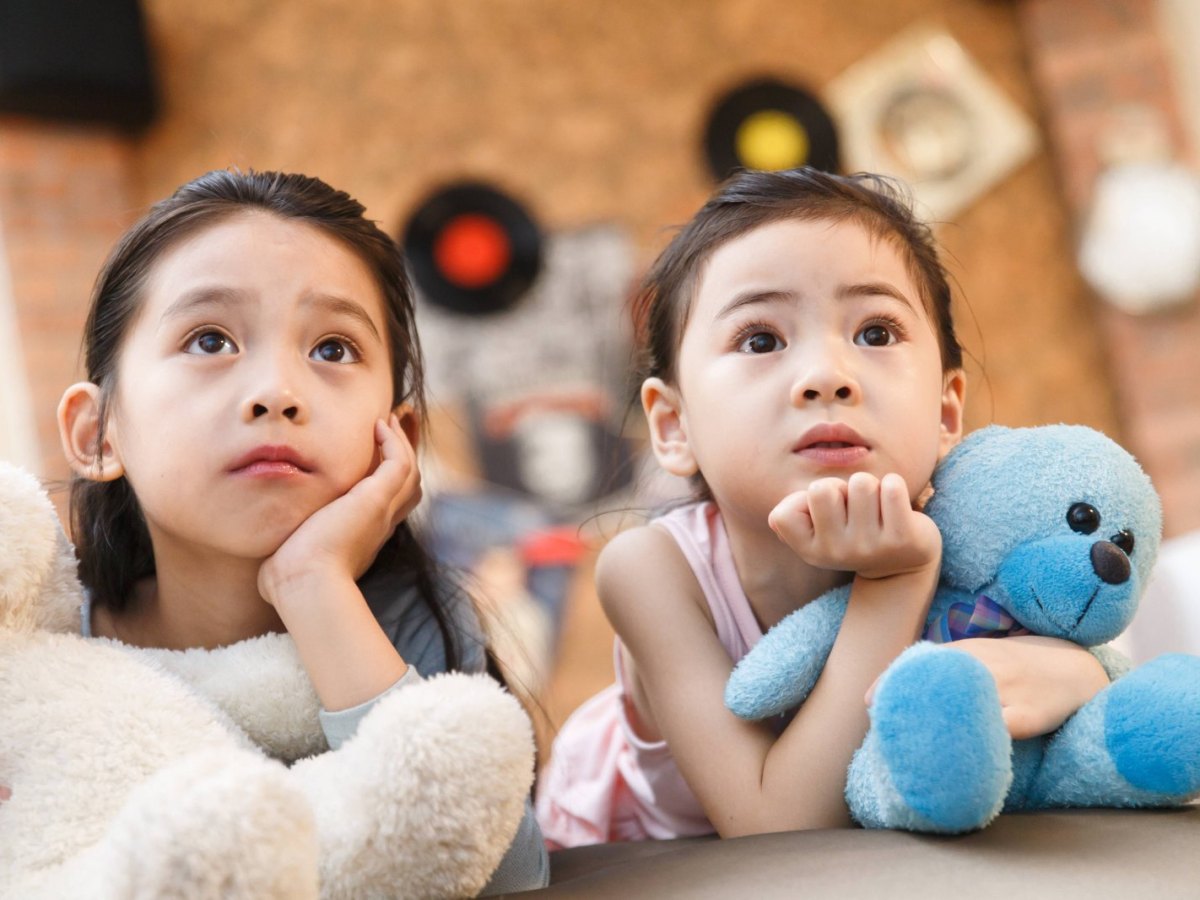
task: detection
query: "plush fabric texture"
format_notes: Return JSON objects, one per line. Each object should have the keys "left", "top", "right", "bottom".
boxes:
{"left": 0, "top": 462, "right": 536, "bottom": 899}
{"left": 725, "top": 425, "right": 1200, "bottom": 833}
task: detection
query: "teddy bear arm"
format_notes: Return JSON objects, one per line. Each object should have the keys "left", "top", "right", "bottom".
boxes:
{"left": 1089, "top": 643, "right": 1132, "bottom": 681}
{"left": 289, "top": 672, "right": 539, "bottom": 899}
{"left": 725, "top": 585, "right": 851, "bottom": 720}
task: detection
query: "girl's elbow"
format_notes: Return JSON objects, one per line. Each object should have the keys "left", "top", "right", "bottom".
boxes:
{"left": 715, "top": 805, "right": 850, "bottom": 839}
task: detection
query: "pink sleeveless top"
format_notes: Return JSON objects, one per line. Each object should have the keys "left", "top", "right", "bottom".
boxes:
{"left": 535, "top": 502, "right": 764, "bottom": 848}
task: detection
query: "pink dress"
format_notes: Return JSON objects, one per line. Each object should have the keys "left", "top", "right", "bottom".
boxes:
{"left": 535, "top": 501, "right": 765, "bottom": 848}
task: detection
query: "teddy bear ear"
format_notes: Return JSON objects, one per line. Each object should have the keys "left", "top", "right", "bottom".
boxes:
{"left": 0, "top": 462, "right": 63, "bottom": 632}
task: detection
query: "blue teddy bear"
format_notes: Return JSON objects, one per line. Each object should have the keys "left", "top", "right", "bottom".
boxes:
{"left": 725, "top": 424, "right": 1200, "bottom": 833}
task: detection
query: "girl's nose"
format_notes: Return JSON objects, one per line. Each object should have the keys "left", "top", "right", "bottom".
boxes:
{"left": 242, "top": 374, "right": 308, "bottom": 424}
{"left": 789, "top": 349, "right": 860, "bottom": 406}
{"left": 248, "top": 398, "right": 302, "bottom": 421}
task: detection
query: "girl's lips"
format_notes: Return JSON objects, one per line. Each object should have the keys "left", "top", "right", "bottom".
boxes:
{"left": 229, "top": 445, "right": 314, "bottom": 476}
{"left": 233, "top": 460, "right": 309, "bottom": 478}
{"left": 794, "top": 444, "right": 870, "bottom": 467}
{"left": 793, "top": 423, "right": 870, "bottom": 467}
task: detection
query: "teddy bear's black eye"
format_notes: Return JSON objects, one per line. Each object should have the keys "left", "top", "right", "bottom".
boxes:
{"left": 1111, "top": 530, "right": 1135, "bottom": 555}
{"left": 1067, "top": 502, "right": 1101, "bottom": 534}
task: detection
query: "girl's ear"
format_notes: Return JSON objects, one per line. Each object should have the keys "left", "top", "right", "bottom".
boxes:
{"left": 642, "top": 377, "right": 698, "bottom": 478}
{"left": 58, "top": 383, "right": 124, "bottom": 482}
{"left": 392, "top": 403, "right": 421, "bottom": 452}
{"left": 937, "top": 369, "right": 967, "bottom": 459}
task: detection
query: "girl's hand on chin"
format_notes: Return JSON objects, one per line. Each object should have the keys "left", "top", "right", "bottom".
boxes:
{"left": 768, "top": 472, "right": 941, "bottom": 580}
{"left": 258, "top": 414, "right": 421, "bottom": 604}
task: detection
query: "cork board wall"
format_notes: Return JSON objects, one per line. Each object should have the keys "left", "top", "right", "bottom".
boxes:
{"left": 133, "top": 0, "right": 1121, "bottom": 438}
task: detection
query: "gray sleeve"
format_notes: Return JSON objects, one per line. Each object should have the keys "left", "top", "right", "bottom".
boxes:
{"left": 318, "top": 665, "right": 424, "bottom": 751}
{"left": 344, "top": 565, "right": 550, "bottom": 893}
{"left": 479, "top": 797, "right": 551, "bottom": 895}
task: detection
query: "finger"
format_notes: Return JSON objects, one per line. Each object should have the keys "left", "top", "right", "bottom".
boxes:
{"left": 390, "top": 460, "right": 423, "bottom": 525}
{"left": 374, "top": 417, "right": 421, "bottom": 525}
{"left": 769, "top": 491, "right": 815, "bottom": 547}
{"left": 845, "top": 472, "right": 881, "bottom": 533}
{"left": 356, "top": 421, "right": 413, "bottom": 506}
{"left": 376, "top": 417, "right": 406, "bottom": 459}
{"left": 806, "top": 478, "right": 848, "bottom": 535}
{"left": 878, "top": 473, "right": 912, "bottom": 538}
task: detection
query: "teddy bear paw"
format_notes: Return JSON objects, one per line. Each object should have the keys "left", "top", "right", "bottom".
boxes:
{"left": 1104, "top": 653, "right": 1200, "bottom": 800}
{"left": 849, "top": 643, "right": 1012, "bottom": 832}
{"left": 99, "top": 750, "right": 318, "bottom": 900}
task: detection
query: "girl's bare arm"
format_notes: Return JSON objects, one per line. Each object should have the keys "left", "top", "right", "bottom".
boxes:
{"left": 947, "top": 635, "right": 1110, "bottom": 739}
{"left": 258, "top": 415, "right": 419, "bottom": 711}
{"left": 599, "top": 523, "right": 938, "bottom": 837}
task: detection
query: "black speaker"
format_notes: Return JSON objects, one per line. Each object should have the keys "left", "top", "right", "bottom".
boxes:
{"left": 0, "top": 0, "right": 157, "bottom": 130}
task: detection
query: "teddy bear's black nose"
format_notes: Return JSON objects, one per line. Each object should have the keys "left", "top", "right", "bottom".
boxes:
{"left": 1091, "top": 540, "right": 1131, "bottom": 585}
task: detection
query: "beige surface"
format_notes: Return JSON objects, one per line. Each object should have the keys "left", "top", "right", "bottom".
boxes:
{"left": 525, "top": 807, "right": 1200, "bottom": 898}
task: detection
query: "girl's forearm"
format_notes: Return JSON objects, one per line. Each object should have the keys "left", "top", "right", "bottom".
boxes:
{"left": 740, "top": 565, "right": 937, "bottom": 835}
{"left": 266, "top": 569, "right": 409, "bottom": 712}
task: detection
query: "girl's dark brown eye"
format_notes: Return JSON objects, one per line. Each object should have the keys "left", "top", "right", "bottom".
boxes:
{"left": 197, "top": 332, "right": 230, "bottom": 354}
{"left": 1111, "top": 530, "right": 1135, "bottom": 555}
{"left": 315, "top": 340, "right": 346, "bottom": 362}
{"left": 1067, "top": 502, "right": 1101, "bottom": 535}
{"left": 860, "top": 325, "right": 891, "bottom": 346}
{"left": 740, "top": 332, "right": 781, "bottom": 354}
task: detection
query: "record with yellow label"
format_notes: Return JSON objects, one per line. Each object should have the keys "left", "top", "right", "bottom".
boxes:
{"left": 704, "top": 78, "right": 840, "bottom": 181}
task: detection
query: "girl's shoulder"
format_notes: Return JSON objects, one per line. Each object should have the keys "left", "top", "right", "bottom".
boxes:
{"left": 595, "top": 516, "right": 707, "bottom": 627}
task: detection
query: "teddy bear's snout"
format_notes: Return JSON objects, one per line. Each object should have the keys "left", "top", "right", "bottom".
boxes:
{"left": 1091, "top": 540, "right": 1131, "bottom": 585}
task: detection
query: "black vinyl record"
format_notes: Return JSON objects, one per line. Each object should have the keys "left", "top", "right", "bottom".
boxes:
{"left": 704, "top": 78, "right": 840, "bottom": 182}
{"left": 402, "top": 181, "right": 542, "bottom": 316}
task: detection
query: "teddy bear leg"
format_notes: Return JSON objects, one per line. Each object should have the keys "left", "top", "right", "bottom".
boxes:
{"left": 846, "top": 642, "right": 1012, "bottom": 833}
{"left": 26, "top": 750, "right": 320, "bottom": 900}
{"left": 1025, "top": 653, "right": 1200, "bottom": 809}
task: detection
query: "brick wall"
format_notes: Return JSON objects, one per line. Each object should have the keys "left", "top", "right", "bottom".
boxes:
{"left": 0, "top": 119, "right": 137, "bottom": 487}
{"left": 1019, "top": 0, "right": 1200, "bottom": 537}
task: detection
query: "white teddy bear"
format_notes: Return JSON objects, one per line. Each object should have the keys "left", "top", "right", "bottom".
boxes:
{"left": 0, "top": 461, "right": 536, "bottom": 899}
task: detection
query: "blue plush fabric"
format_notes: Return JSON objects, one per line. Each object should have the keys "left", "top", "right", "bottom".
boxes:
{"left": 725, "top": 425, "right": 1200, "bottom": 833}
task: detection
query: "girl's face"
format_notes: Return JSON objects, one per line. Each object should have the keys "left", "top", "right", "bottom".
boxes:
{"left": 101, "top": 210, "right": 398, "bottom": 561}
{"left": 645, "top": 217, "right": 964, "bottom": 531}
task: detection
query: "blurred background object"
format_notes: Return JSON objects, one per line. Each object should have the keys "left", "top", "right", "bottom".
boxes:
{"left": 1076, "top": 103, "right": 1200, "bottom": 314}
{"left": 826, "top": 24, "right": 1038, "bottom": 221}
{"left": 2, "top": 0, "right": 1199, "bottom": 739}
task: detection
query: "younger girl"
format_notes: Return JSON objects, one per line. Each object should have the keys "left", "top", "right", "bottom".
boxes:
{"left": 57, "top": 169, "right": 548, "bottom": 892}
{"left": 536, "top": 168, "right": 1111, "bottom": 845}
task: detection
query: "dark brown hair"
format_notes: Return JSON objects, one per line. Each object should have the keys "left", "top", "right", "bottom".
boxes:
{"left": 632, "top": 167, "right": 964, "bottom": 385}
{"left": 70, "top": 169, "right": 460, "bottom": 666}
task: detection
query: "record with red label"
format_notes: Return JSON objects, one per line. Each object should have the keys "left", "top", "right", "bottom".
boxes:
{"left": 703, "top": 78, "right": 840, "bottom": 182}
{"left": 402, "top": 182, "right": 542, "bottom": 315}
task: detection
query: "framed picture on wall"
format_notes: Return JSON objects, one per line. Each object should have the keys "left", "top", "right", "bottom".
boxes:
{"left": 826, "top": 24, "right": 1038, "bottom": 221}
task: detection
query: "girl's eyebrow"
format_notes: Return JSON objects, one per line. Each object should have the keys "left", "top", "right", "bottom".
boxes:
{"left": 300, "top": 294, "right": 382, "bottom": 342}
{"left": 714, "top": 289, "right": 797, "bottom": 320}
{"left": 835, "top": 281, "right": 916, "bottom": 313}
{"left": 159, "top": 286, "right": 245, "bottom": 328}
{"left": 158, "top": 287, "right": 382, "bottom": 342}
{"left": 715, "top": 281, "right": 916, "bottom": 321}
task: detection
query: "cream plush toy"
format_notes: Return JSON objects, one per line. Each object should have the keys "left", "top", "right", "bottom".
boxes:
{"left": 0, "top": 461, "right": 536, "bottom": 900}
